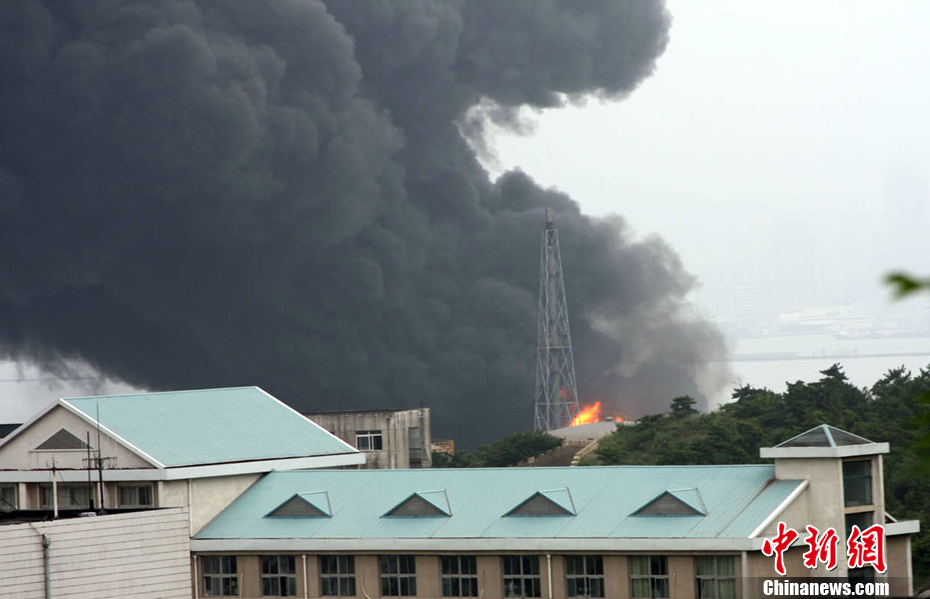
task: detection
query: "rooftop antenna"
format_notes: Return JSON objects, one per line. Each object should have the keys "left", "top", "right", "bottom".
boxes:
{"left": 85, "top": 431, "right": 94, "bottom": 510}
{"left": 50, "top": 457, "right": 58, "bottom": 518}
{"left": 96, "top": 401, "right": 105, "bottom": 513}
{"left": 82, "top": 401, "right": 116, "bottom": 513}
{"left": 534, "top": 208, "right": 580, "bottom": 430}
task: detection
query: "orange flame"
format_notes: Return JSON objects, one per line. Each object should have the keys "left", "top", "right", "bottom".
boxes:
{"left": 570, "top": 401, "right": 603, "bottom": 426}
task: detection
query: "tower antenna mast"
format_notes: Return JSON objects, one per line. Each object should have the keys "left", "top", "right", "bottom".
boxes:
{"left": 534, "top": 208, "right": 580, "bottom": 430}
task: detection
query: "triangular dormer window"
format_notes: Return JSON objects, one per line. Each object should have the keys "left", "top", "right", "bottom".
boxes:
{"left": 265, "top": 492, "right": 330, "bottom": 518}
{"left": 505, "top": 489, "right": 575, "bottom": 516}
{"left": 633, "top": 488, "right": 705, "bottom": 516}
{"left": 383, "top": 491, "right": 451, "bottom": 517}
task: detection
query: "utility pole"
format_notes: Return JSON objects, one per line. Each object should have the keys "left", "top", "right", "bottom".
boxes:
{"left": 534, "top": 208, "right": 580, "bottom": 430}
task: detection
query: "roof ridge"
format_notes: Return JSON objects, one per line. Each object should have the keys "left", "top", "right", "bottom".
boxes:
{"left": 62, "top": 386, "right": 261, "bottom": 401}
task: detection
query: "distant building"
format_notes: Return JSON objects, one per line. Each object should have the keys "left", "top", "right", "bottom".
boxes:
{"left": 0, "top": 423, "right": 21, "bottom": 439}
{"left": 305, "top": 408, "right": 432, "bottom": 469}
{"left": 0, "top": 387, "right": 363, "bottom": 532}
{"left": 431, "top": 439, "right": 455, "bottom": 455}
{"left": 191, "top": 424, "right": 917, "bottom": 598}
{"left": 549, "top": 420, "right": 622, "bottom": 442}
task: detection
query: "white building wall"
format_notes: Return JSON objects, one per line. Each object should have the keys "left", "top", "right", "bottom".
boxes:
{"left": 0, "top": 405, "right": 152, "bottom": 471}
{"left": 0, "top": 507, "right": 191, "bottom": 599}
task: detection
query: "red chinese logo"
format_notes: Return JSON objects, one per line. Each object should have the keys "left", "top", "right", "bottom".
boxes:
{"left": 762, "top": 521, "right": 799, "bottom": 576}
{"left": 763, "top": 522, "right": 887, "bottom": 575}
{"left": 847, "top": 524, "right": 887, "bottom": 573}
{"left": 802, "top": 525, "right": 839, "bottom": 570}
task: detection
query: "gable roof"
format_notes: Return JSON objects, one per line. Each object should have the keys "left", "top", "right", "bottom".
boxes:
{"left": 194, "top": 465, "right": 804, "bottom": 551}
{"left": 0, "top": 387, "right": 358, "bottom": 469}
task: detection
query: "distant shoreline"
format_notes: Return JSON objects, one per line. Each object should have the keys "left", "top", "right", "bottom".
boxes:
{"left": 728, "top": 350, "right": 930, "bottom": 363}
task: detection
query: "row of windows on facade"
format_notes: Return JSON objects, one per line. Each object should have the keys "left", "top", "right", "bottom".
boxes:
{"left": 0, "top": 484, "right": 153, "bottom": 511}
{"left": 201, "top": 554, "right": 736, "bottom": 598}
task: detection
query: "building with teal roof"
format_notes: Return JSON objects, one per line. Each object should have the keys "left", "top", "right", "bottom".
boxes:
{"left": 0, "top": 387, "right": 364, "bottom": 533}
{"left": 189, "top": 425, "right": 917, "bottom": 599}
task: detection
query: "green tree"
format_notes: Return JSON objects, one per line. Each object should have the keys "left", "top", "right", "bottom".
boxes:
{"left": 670, "top": 395, "right": 698, "bottom": 418}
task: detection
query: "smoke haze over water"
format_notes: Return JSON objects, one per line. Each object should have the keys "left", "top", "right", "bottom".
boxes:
{"left": 0, "top": 0, "right": 728, "bottom": 445}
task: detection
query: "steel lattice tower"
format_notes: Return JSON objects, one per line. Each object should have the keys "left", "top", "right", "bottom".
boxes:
{"left": 534, "top": 208, "right": 580, "bottom": 431}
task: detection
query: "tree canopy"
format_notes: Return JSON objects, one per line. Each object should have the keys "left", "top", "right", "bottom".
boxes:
{"left": 593, "top": 364, "right": 930, "bottom": 586}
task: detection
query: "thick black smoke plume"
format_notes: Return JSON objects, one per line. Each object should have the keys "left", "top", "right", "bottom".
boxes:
{"left": 0, "top": 1, "right": 727, "bottom": 445}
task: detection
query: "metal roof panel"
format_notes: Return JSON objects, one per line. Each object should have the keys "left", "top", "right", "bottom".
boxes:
{"left": 63, "top": 387, "right": 357, "bottom": 467}
{"left": 195, "top": 466, "right": 803, "bottom": 542}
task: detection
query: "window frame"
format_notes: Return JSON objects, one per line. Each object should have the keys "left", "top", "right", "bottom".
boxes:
{"left": 356, "top": 430, "right": 384, "bottom": 451}
{"left": 845, "top": 511, "right": 874, "bottom": 539}
{"left": 118, "top": 484, "right": 154, "bottom": 508}
{"left": 441, "top": 555, "right": 478, "bottom": 597}
{"left": 565, "top": 555, "right": 605, "bottom": 598}
{"left": 0, "top": 485, "right": 16, "bottom": 511}
{"left": 380, "top": 554, "right": 417, "bottom": 596}
{"left": 320, "top": 555, "right": 357, "bottom": 596}
{"left": 842, "top": 459, "right": 873, "bottom": 508}
{"left": 202, "top": 555, "right": 239, "bottom": 597}
{"left": 260, "top": 555, "right": 297, "bottom": 597}
{"left": 695, "top": 556, "right": 737, "bottom": 599}
{"left": 502, "top": 555, "right": 542, "bottom": 598}
{"left": 629, "top": 555, "right": 669, "bottom": 599}
{"left": 39, "top": 483, "right": 92, "bottom": 510}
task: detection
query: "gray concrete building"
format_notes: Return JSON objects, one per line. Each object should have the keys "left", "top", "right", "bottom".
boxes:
{"left": 304, "top": 408, "right": 432, "bottom": 469}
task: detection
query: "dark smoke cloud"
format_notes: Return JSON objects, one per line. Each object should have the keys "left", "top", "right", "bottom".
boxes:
{"left": 0, "top": 0, "right": 727, "bottom": 445}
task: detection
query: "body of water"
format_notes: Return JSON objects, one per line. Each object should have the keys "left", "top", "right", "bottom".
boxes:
{"left": 712, "top": 333, "right": 930, "bottom": 407}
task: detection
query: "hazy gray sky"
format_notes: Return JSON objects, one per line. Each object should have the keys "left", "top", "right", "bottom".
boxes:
{"left": 3, "top": 0, "right": 929, "bottom": 424}
{"left": 481, "top": 0, "right": 930, "bottom": 318}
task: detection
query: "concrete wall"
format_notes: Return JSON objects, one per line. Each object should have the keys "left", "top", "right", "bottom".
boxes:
{"left": 0, "top": 507, "right": 190, "bottom": 599}
{"left": 768, "top": 454, "right": 889, "bottom": 580}
{"left": 190, "top": 473, "right": 262, "bottom": 534}
{"left": 772, "top": 458, "right": 844, "bottom": 535}
{"left": 305, "top": 409, "right": 431, "bottom": 469}
{"left": 160, "top": 474, "right": 261, "bottom": 535}
{"left": 0, "top": 405, "right": 152, "bottom": 471}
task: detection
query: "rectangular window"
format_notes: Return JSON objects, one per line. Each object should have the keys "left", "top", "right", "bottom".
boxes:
{"left": 502, "top": 555, "right": 541, "bottom": 598}
{"left": 380, "top": 555, "right": 416, "bottom": 596}
{"left": 260, "top": 555, "right": 297, "bottom": 596}
{"left": 630, "top": 556, "right": 668, "bottom": 599}
{"left": 320, "top": 555, "right": 356, "bottom": 596}
{"left": 848, "top": 567, "right": 875, "bottom": 583}
{"left": 203, "top": 556, "right": 239, "bottom": 596}
{"left": 695, "top": 556, "right": 736, "bottom": 599}
{"left": 845, "top": 511, "right": 874, "bottom": 539}
{"left": 118, "top": 484, "right": 154, "bottom": 508}
{"left": 356, "top": 430, "right": 384, "bottom": 451}
{"left": 40, "top": 484, "right": 92, "bottom": 510}
{"left": 565, "top": 555, "right": 604, "bottom": 598}
{"left": 843, "top": 460, "right": 872, "bottom": 507}
{"left": 441, "top": 555, "right": 478, "bottom": 597}
{"left": 0, "top": 485, "right": 16, "bottom": 511}
{"left": 409, "top": 427, "right": 423, "bottom": 468}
